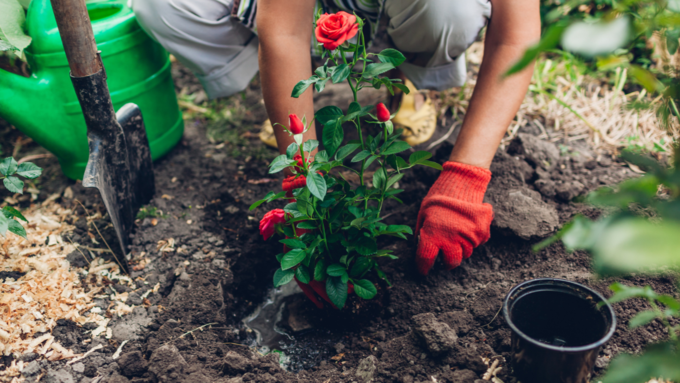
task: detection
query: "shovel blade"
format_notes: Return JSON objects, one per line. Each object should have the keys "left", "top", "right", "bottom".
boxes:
{"left": 76, "top": 69, "right": 154, "bottom": 273}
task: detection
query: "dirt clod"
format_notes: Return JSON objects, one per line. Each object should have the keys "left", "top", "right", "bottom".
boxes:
{"left": 411, "top": 313, "right": 458, "bottom": 356}
{"left": 148, "top": 344, "right": 188, "bottom": 382}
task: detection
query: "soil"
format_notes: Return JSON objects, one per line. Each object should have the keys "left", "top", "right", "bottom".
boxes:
{"left": 2, "top": 64, "right": 679, "bottom": 383}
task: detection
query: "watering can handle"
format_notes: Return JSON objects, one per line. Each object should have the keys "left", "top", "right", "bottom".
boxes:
{"left": 50, "top": 0, "right": 101, "bottom": 77}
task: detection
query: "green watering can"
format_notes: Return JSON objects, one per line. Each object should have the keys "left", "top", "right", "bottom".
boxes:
{"left": 0, "top": 0, "right": 183, "bottom": 180}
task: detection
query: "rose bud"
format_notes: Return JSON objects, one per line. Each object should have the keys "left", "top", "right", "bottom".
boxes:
{"left": 289, "top": 114, "right": 305, "bottom": 135}
{"left": 376, "top": 103, "right": 391, "bottom": 122}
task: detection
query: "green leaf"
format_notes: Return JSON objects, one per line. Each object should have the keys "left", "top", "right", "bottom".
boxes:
{"left": 561, "top": 17, "right": 630, "bottom": 58}
{"left": 15, "top": 162, "right": 41, "bottom": 179}
{"left": 376, "top": 48, "right": 406, "bottom": 67}
{"left": 601, "top": 343, "right": 680, "bottom": 383}
{"left": 666, "top": 28, "right": 680, "bottom": 55}
{"left": 322, "top": 120, "right": 343, "bottom": 157}
{"left": 306, "top": 172, "right": 327, "bottom": 201}
{"left": 274, "top": 268, "right": 295, "bottom": 287}
{"left": 393, "top": 83, "right": 409, "bottom": 94}
{"left": 506, "top": 22, "right": 568, "bottom": 76}
{"left": 280, "top": 238, "right": 307, "bottom": 249}
{"left": 373, "top": 168, "right": 386, "bottom": 190}
{"left": 286, "top": 143, "right": 299, "bottom": 159}
{"left": 314, "top": 259, "right": 328, "bottom": 281}
{"left": 281, "top": 249, "right": 307, "bottom": 270}
{"left": 326, "top": 263, "right": 347, "bottom": 277}
{"left": 0, "top": 157, "right": 18, "bottom": 176}
{"left": 409, "top": 151, "right": 432, "bottom": 164}
{"left": 608, "top": 283, "right": 658, "bottom": 304}
{"left": 355, "top": 236, "right": 377, "bottom": 256}
{"left": 297, "top": 221, "right": 317, "bottom": 230}
{"left": 364, "top": 155, "right": 379, "bottom": 169}
{"left": 351, "top": 150, "right": 372, "bottom": 163}
{"left": 418, "top": 161, "right": 443, "bottom": 170}
{"left": 3, "top": 176, "right": 23, "bottom": 194}
{"left": 353, "top": 279, "right": 377, "bottom": 300}
{"left": 656, "top": 295, "right": 680, "bottom": 311}
{"left": 363, "top": 62, "right": 395, "bottom": 78}
{"left": 326, "top": 277, "right": 348, "bottom": 308}
{"left": 303, "top": 140, "right": 319, "bottom": 154}
{"left": 628, "top": 65, "right": 664, "bottom": 93}
{"left": 628, "top": 310, "right": 658, "bottom": 329}
{"left": 316, "top": 106, "right": 344, "bottom": 125}
{"left": 7, "top": 219, "right": 25, "bottom": 239}
{"left": 291, "top": 78, "right": 317, "bottom": 98}
{"left": 592, "top": 219, "right": 680, "bottom": 275}
{"left": 336, "top": 143, "right": 361, "bottom": 161}
{"left": 382, "top": 141, "right": 411, "bottom": 155}
{"left": 0, "top": 0, "right": 31, "bottom": 54}
{"left": 315, "top": 150, "right": 329, "bottom": 163}
{"left": 295, "top": 266, "right": 311, "bottom": 284}
{"left": 3, "top": 206, "right": 26, "bottom": 222}
{"left": 269, "top": 155, "right": 295, "bottom": 174}
{"left": 350, "top": 257, "right": 373, "bottom": 278}
{"left": 331, "top": 64, "right": 351, "bottom": 83}
{"left": 386, "top": 173, "right": 403, "bottom": 189}
{"left": 315, "top": 78, "right": 329, "bottom": 93}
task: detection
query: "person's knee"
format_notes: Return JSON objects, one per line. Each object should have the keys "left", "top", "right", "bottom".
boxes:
{"left": 131, "top": 0, "right": 177, "bottom": 42}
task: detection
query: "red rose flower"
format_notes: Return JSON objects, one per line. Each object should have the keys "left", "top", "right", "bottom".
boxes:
{"left": 289, "top": 114, "right": 305, "bottom": 135}
{"left": 376, "top": 103, "right": 391, "bottom": 122}
{"left": 259, "top": 209, "right": 286, "bottom": 241}
{"left": 315, "top": 12, "right": 359, "bottom": 51}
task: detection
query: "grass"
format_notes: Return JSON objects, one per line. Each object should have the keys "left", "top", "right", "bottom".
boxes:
{"left": 438, "top": 41, "right": 679, "bottom": 155}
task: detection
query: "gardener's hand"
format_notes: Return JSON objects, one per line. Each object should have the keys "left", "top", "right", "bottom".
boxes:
{"left": 415, "top": 161, "right": 494, "bottom": 275}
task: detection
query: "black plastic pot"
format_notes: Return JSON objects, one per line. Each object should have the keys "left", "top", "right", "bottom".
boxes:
{"left": 503, "top": 278, "right": 616, "bottom": 383}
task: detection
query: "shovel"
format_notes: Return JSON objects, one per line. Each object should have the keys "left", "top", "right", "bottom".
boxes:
{"left": 50, "top": 0, "right": 155, "bottom": 272}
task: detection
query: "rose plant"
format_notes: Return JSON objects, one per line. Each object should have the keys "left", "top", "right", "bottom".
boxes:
{"left": 251, "top": 13, "right": 441, "bottom": 309}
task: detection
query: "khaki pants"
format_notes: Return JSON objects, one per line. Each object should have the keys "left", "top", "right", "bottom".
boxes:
{"left": 132, "top": 0, "right": 492, "bottom": 99}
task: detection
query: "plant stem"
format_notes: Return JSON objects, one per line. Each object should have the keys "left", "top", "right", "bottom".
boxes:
{"left": 313, "top": 204, "right": 330, "bottom": 253}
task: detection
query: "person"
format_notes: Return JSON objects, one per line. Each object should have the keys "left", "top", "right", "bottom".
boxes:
{"left": 132, "top": 0, "right": 540, "bottom": 275}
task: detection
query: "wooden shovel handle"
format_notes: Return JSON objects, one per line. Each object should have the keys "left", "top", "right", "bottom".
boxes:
{"left": 50, "top": 0, "right": 101, "bottom": 77}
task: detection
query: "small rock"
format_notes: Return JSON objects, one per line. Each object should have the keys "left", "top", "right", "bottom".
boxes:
{"left": 148, "top": 345, "right": 187, "bottom": 381}
{"left": 19, "top": 352, "right": 38, "bottom": 362}
{"left": 222, "top": 351, "right": 254, "bottom": 374}
{"left": 584, "top": 159, "right": 598, "bottom": 170}
{"left": 449, "top": 369, "right": 478, "bottom": 382}
{"left": 556, "top": 181, "right": 585, "bottom": 202}
{"left": 355, "top": 355, "right": 378, "bottom": 383}
{"left": 374, "top": 330, "right": 386, "bottom": 341}
{"left": 42, "top": 368, "right": 75, "bottom": 383}
{"left": 598, "top": 156, "right": 613, "bottom": 167}
{"left": 334, "top": 343, "right": 345, "bottom": 354}
{"left": 71, "top": 363, "right": 84, "bottom": 374}
{"left": 287, "top": 299, "right": 314, "bottom": 332}
{"left": 411, "top": 313, "right": 457, "bottom": 355}
{"left": 125, "top": 292, "right": 143, "bottom": 306}
{"left": 107, "top": 375, "right": 131, "bottom": 383}
{"left": 22, "top": 361, "right": 42, "bottom": 376}
{"left": 117, "top": 350, "right": 148, "bottom": 378}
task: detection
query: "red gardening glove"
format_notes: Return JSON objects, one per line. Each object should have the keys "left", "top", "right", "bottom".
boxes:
{"left": 294, "top": 278, "right": 354, "bottom": 309}
{"left": 415, "top": 161, "right": 494, "bottom": 275}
